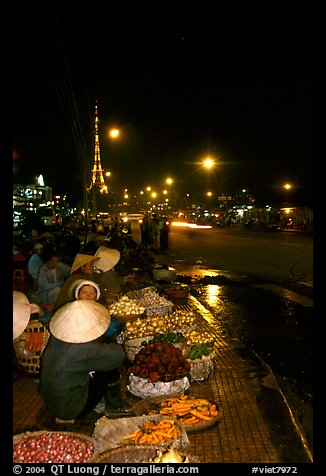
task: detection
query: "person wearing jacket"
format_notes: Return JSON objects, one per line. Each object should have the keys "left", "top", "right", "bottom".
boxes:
{"left": 36, "top": 252, "right": 70, "bottom": 305}
{"left": 39, "top": 299, "right": 131, "bottom": 424}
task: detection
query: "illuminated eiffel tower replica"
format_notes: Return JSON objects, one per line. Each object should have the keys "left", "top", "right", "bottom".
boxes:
{"left": 88, "top": 102, "right": 108, "bottom": 216}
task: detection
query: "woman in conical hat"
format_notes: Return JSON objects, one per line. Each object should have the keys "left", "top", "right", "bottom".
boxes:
{"left": 95, "top": 246, "right": 136, "bottom": 295}
{"left": 53, "top": 253, "right": 100, "bottom": 311}
{"left": 40, "top": 299, "right": 131, "bottom": 424}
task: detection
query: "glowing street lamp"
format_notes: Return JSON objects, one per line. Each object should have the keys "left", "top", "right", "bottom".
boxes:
{"left": 109, "top": 128, "right": 120, "bottom": 139}
{"left": 203, "top": 157, "right": 216, "bottom": 169}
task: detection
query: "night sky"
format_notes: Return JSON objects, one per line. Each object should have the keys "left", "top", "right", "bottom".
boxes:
{"left": 13, "top": 11, "right": 313, "bottom": 207}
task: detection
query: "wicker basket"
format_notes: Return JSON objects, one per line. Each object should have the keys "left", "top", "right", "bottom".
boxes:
{"left": 131, "top": 394, "right": 223, "bottom": 432}
{"left": 92, "top": 414, "right": 189, "bottom": 454}
{"left": 110, "top": 312, "right": 146, "bottom": 325}
{"left": 187, "top": 353, "right": 215, "bottom": 382}
{"left": 124, "top": 336, "right": 154, "bottom": 362}
{"left": 165, "top": 288, "right": 190, "bottom": 299}
{"left": 13, "top": 319, "right": 50, "bottom": 375}
{"left": 13, "top": 430, "right": 100, "bottom": 463}
{"left": 93, "top": 445, "right": 200, "bottom": 463}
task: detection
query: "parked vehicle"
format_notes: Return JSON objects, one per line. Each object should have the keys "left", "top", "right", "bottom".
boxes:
{"left": 35, "top": 206, "right": 62, "bottom": 228}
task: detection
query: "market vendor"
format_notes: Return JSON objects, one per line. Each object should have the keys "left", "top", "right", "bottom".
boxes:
{"left": 39, "top": 299, "right": 132, "bottom": 424}
{"left": 54, "top": 246, "right": 135, "bottom": 311}
{"left": 53, "top": 253, "right": 101, "bottom": 311}
{"left": 74, "top": 279, "right": 123, "bottom": 339}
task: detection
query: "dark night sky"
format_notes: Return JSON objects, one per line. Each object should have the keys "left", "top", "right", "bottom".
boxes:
{"left": 13, "top": 11, "right": 313, "bottom": 207}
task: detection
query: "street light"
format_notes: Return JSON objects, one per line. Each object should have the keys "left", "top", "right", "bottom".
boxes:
{"left": 109, "top": 128, "right": 120, "bottom": 139}
{"left": 203, "top": 157, "right": 216, "bottom": 169}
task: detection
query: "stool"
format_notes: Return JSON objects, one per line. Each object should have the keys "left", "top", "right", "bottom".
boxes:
{"left": 13, "top": 269, "right": 25, "bottom": 281}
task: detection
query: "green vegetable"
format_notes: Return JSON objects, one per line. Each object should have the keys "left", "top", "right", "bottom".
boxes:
{"left": 188, "top": 344, "right": 213, "bottom": 360}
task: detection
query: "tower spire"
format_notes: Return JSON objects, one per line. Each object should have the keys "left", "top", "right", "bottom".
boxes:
{"left": 88, "top": 101, "right": 107, "bottom": 193}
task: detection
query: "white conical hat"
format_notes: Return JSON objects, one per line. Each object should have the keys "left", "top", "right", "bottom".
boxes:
{"left": 94, "top": 246, "right": 120, "bottom": 272}
{"left": 70, "top": 253, "right": 99, "bottom": 275}
{"left": 13, "top": 291, "right": 30, "bottom": 340}
{"left": 49, "top": 300, "right": 110, "bottom": 343}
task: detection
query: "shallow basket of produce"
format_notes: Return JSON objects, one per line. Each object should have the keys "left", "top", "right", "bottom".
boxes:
{"left": 131, "top": 394, "right": 222, "bottom": 432}
{"left": 93, "top": 445, "right": 200, "bottom": 463}
{"left": 124, "top": 336, "right": 154, "bottom": 362}
{"left": 92, "top": 414, "right": 189, "bottom": 454}
{"left": 111, "top": 312, "right": 146, "bottom": 324}
{"left": 13, "top": 431, "right": 100, "bottom": 463}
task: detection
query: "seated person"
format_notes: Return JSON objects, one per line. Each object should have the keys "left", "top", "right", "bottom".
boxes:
{"left": 36, "top": 252, "right": 70, "bottom": 306}
{"left": 39, "top": 300, "right": 131, "bottom": 424}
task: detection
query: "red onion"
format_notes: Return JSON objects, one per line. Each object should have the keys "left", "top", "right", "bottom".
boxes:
{"left": 13, "top": 433, "right": 94, "bottom": 463}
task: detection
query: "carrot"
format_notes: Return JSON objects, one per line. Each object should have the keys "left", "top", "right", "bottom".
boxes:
{"left": 190, "top": 409, "right": 213, "bottom": 421}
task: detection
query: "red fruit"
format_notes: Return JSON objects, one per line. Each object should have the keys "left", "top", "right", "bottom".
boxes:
{"left": 140, "top": 367, "right": 149, "bottom": 379}
{"left": 149, "top": 371, "right": 160, "bottom": 382}
{"left": 160, "top": 353, "right": 170, "bottom": 365}
{"left": 132, "top": 364, "right": 141, "bottom": 376}
{"left": 156, "top": 364, "right": 166, "bottom": 375}
{"left": 167, "top": 362, "right": 177, "bottom": 374}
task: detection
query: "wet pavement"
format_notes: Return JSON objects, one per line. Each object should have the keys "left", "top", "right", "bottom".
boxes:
{"left": 155, "top": 258, "right": 313, "bottom": 461}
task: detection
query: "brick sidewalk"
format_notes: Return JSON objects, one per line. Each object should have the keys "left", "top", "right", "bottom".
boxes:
{"left": 13, "top": 296, "right": 293, "bottom": 463}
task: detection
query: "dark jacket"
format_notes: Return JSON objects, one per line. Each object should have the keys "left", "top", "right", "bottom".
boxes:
{"left": 40, "top": 336, "right": 125, "bottom": 419}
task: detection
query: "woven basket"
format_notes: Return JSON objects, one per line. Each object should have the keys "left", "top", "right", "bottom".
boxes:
{"left": 13, "top": 319, "right": 50, "bottom": 375}
{"left": 131, "top": 395, "right": 223, "bottom": 433}
{"left": 165, "top": 288, "right": 190, "bottom": 299}
{"left": 124, "top": 336, "right": 154, "bottom": 362}
{"left": 187, "top": 353, "right": 215, "bottom": 382}
{"left": 93, "top": 445, "right": 200, "bottom": 463}
{"left": 111, "top": 312, "right": 146, "bottom": 324}
{"left": 13, "top": 430, "right": 100, "bottom": 463}
{"left": 92, "top": 414, "right": 189, "bottom": 454}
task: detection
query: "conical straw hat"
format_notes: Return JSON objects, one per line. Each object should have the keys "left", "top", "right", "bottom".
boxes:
{"left": 94, "top": 246, "right": 120, "bottom": 272}
{"left": 49, "top": 300, "right": 110, "bottom": 343}
{"left": 70, "top": 253, "right": 99, "bottom": 275}
{"left": 13, "top": 291, "right": 30, "bottom": 340}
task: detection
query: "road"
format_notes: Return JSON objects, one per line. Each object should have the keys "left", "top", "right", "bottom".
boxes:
{"left": 166, "top": 226, "right": 313, "bottom": 284}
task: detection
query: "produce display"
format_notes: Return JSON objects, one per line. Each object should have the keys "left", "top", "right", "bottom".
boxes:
{"left": 125, "top": 316, "right": 170, "bottom": 339}
{"left": 127, "top": 374, "right": 189, "bottom": 398}
{"left": 157, "top": 395, "right": 219, "bottom": 425}
{"left": 128, "top": 341, "right": 191, "bottom": 382}
{"left": 108, "top": 295, "right": 146, "bottom": 316}
{"left": 128, "top": 287, "right": 173, "bottom": 316}
{"left": 123, "top": 419, "right": 180, "bottom": 445}
{"left": 184, "top": 329, "right": 215, "bottom": 346}
{"left": 124, "top": 310, "right": 197, "bottom": 340}
{"left": 187, "top": 344, "right": 214, "bottom": 360}
{"left": 149, "top": 332, "right": 185, "bottom": 345}
{"left": 13, "top": 432, "right": 95, "bottom": 463}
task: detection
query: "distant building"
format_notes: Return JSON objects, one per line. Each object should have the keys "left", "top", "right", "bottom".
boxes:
{"left": 13, "top": 175, "right": 52, "bottom": 206}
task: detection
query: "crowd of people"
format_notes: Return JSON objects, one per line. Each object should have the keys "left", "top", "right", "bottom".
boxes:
{"left": 12, "top": 213, "right": 171, "bottom": 425}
